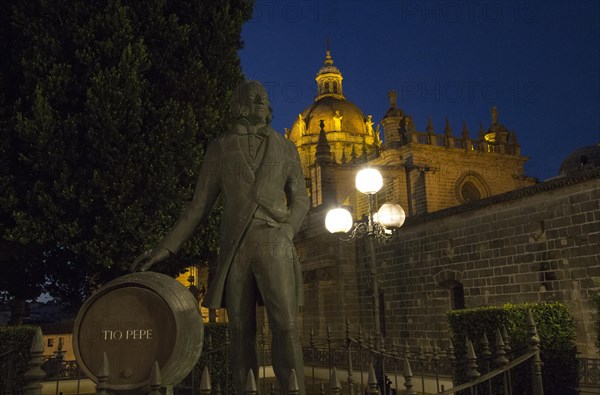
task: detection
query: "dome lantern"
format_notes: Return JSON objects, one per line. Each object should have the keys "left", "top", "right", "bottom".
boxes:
{"left": 316, "top": 49, "right": 344, "bottom": 100}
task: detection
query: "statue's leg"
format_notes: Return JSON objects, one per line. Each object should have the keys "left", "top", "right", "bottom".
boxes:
{"left": 225, "top": 247, "right": 259, "bottom": 394}
{"left": 253, "top": 226, "right": 305, "bottom": 395}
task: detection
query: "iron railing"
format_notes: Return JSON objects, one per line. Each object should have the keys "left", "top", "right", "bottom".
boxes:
{"left": 20, "top": 311, "right": 553, "bottom": 395}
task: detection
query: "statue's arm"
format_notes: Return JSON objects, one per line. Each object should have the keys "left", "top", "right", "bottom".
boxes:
{"left": 159, "top": 142, "right": 222, "bottom": 254}
{"left": 282, "top": 142, "right": 309, "bottom": 238}
{"left": 132, "top": 142, "right": 222, "bottom": 271}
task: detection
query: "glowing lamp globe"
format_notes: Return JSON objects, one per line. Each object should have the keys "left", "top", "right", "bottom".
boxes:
{"left": 325, "top": 208, "right": 354, "bottom": 234}
{"left": 355, "top": 168, "right": 383, "bottom": 195}
{"left": 376, "top": 203, "right": 406, "bottom": 229}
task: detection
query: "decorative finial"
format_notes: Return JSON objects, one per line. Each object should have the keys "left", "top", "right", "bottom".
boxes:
{"left": 316, "top": 119, "right": 332, "bottom": 163}
{"left": 426, "top": 116, "right": 434, "bottom": 134}
{"left": 388, "top": 90, "right": 397, "bottom": 108}
{"left": 407, "top": 115, "right": 416, "bottom": 131}
{"left": 491, "top": 106, "right": 498, "bottom": 124}
{"left": 444, "top": 117, "right": 452, "bottom": 135}
{"left": 324, "top": 40, "right": 333, "bottom": 66}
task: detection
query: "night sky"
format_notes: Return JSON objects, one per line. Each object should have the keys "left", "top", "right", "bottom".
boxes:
{"left": 239, "top": 0, "right": 600, "bottom": 181}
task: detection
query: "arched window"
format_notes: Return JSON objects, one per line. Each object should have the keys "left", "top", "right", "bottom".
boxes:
{"left": 325, "top": 82, "right": 330, "bottom": 93}
{"left": 461, "top": 181, "right": 481, "bottom": 202}
{"left": 451, "top": 284, "right": 465, "bottom": 310}
{"left": 333, "top": 81, "right": 338, "bottom": 93}
{"left": 439, "top": 279, "right": 465, "bottom": 310}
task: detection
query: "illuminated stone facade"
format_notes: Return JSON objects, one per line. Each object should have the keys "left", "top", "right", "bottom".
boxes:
{"left": 288, "top": 50, "right": 600, "bottom": 358}
{"left": 287, "top": 50, "right": 534, "bottom": 220}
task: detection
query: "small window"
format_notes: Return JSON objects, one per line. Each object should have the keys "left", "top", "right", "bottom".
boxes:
{"left": 440, "top": 278, "right": 465, "bottom": 310}
{"left": 451, "top": 284, "right": 465, "bottom": 310}
{"left": 461, "top": 181, "right": 481, "bottom": 202}
{"left": 333, "top": 81, "right": 338, "bottom": 93}
{"left": 325, "top": 82, "right": 330, "bottom": 92}
{"left": 47, "top": 338, "right": 54, "bottom": 347}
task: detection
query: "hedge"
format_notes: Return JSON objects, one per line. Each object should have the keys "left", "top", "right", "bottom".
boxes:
{"left": 0, "top": 325, "right": 39, "bottom": 393}
{"left": 447, "top": 302, "right": 578, "bottom": 395}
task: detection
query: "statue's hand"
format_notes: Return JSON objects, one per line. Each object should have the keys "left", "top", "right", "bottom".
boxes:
{"left": 130, "top": 247, "right": 171, "bottom": 272}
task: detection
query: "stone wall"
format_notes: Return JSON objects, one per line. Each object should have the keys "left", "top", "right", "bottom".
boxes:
{"left": 298, "top": 169, "right": 600, "bottom": 357}
{"left": 370, "top": 169, "right": 600, "bottom": 356}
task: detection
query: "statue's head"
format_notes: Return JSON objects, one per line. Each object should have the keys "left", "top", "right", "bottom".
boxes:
{"left": 230, "top": 80, "right": 272, "bottom": 125}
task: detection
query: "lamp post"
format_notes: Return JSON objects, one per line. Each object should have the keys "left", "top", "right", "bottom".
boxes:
{"left": 325, "top": 168, "right": 406, "bottom": 346}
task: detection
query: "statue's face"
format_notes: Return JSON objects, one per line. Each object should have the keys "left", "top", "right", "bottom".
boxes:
{"left": 243, "top": 83, "right": 269, "bottom": 123}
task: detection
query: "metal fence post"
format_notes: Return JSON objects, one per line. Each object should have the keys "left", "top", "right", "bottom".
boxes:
{"left": 54, "top": 337, "right": 65, "bottom": 395}
{"left": 200, "top": 366, "right": 211, "bottom": 395}
{"left": 501, "top": 326, "right": 513, "bottom": 395}
{"left": 289, "top": 369, "right": 300, "bottom": 395}
{"left": 416, "top": 343, "right": 425, "bottom": 395}
{"left": 358, "top": 327, "right": 364, "bottom": 393}
{"left": 367, "top": 363, "right": 380, "bottom": 395}
{"left": 402, "top": 358, "right": 417, "bottom": 395}
{"left": 149, "top": 361, "right": 162, "bottom": 395}
{"left": 346, "top": 320, "right": 355, "bottom": 395}
{"left": 310, "top": 327, "right": 316, "bottom": 395}
{"left": 23, "top": 327, "right": 46, "bottom": 395}
{"left": 96, "top": 352, "right": 111, "bottom": 395}
{"left": 330, "top": 367, "right": 341, "bottom": 395}
{"left": 245, "top": 369, "right": 257, "bottom": 395}
{"left": 432, "top": 340, "right": 440, "bottom": 394}
{"left": 527, "top": 310, "right": 544, "bottom": 395}
{"left": 391, "top": 339, "right": 399, "bottom": 393}
{"left": 380, "top": 337, "right": 387, "bottom": 395}
{"left": 494, "top": 328, "right": 509, "bottom": 395}
{"left": 480, "top": 333, "right": 492, "bottom": 395}
{"left": 466, "top": 339, "right": 480, "bottom": 395}
{"left": 447, "top": 339, "right": 456, "bottom": 388}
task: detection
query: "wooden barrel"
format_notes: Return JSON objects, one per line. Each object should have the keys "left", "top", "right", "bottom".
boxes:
{"left": 73, "top": 271, "right": 204, "bottom": 393}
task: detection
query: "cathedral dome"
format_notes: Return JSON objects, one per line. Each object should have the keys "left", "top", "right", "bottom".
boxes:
{"left": 318, "top": 63, "right": 341, "bottom": 75}
{"left": 559, "top": 143, "right": 600, "bottom": 176}
{"left": 286, "top": 49, "right": 380, "bottom": 174}
{"left": 288, "top": 96, "right": 369, "bottom": 142}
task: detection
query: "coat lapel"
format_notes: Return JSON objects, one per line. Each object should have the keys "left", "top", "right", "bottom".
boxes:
{"left": 220, "top": 130, "right": 257, "bottom": 183}
{"left": 254, "top": 127, "right": 284, "bottom": 187}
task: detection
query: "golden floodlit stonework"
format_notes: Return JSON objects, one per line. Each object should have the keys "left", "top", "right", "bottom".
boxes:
{"left": 288, "top": 49, "right": 534, "bottom": 219}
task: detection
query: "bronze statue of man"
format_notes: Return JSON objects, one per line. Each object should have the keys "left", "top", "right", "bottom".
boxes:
{"left": 133, "top": 80, "right": 309, "bottom": 394}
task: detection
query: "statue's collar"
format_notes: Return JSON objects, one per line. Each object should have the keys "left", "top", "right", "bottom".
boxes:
{"left": 234, "top": 121, "right": 271, "bottom": 137}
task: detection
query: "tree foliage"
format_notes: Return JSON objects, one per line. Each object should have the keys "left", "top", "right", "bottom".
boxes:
{"left": 0, "top": 0, "right": 254, "bottom": 314}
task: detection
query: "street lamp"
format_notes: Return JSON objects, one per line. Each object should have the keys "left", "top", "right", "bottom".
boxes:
{"left": 325, "top": 168, "right": 405, "bottom": 238}
{"left": 325, "top": 167, "right": 405, "bottom": 393}
{"left": 325, "top": 167, "right": 405, "bottom": 342}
